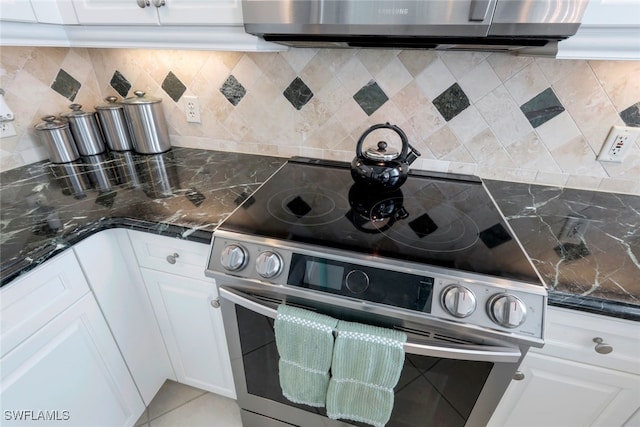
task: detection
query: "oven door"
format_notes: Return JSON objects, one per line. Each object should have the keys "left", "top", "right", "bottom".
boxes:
{"left": 219, "top": 286, "right": 522, "bottom": 427}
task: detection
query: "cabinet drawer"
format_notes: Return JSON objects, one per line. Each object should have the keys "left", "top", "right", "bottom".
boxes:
{"left": 127, "top": 230, "right": 209, "bottom": 279}
{"left": 0, "top": 251, "right": 90, "bottom": 357}
{"left": 534, "top": 306, "right": 640, "bottom": 375}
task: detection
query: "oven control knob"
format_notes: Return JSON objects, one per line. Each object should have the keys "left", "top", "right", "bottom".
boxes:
{"left": 255, "top": 251, "right": 283, "bottom": 278}
{"left": 441, "top": 285, "right": 477, "bottom": 318}
{"left": 220, "top": 244, "right": 247, "bottom": 271}
{"left": 488, "top": 294, "right": 527, "bottom": 328}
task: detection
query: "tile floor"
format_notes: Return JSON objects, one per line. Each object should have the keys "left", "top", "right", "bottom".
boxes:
{"left": 134, "top": 380, "right": 242, "bottom": 427}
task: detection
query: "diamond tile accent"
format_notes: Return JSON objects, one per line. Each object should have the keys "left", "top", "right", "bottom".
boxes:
{"left": 479, "top": 223, "right": 512, "bottom": 248}
{"left": 220, "top": 75, "right": 246, "bottom": 107}
{"left": 283, "top": 77, "right": 314, "bottom": 110}
{"left": 520, "top": 87, "right": 565, "bottom": 128}
{"left": 432, "top": 83, "right": 470, "bottom": 122}
{"left": 110, "top": 70, "right": 131, "bottom": 98}
{"left": 620, "top": 102, "right": 640, "bottom": 127}
{"left": 95, "top": 191, "right": 117, "bottom": 208}
{"left": 162, "top": 71, "right": 187, "bottom": 103}
{"left": 353, "top": 80, "right": 388, "bottom": 116}
{"left": 185, "top": 187, "right": 205, "bottom": 207}
{"left": 51, "top": 69, "right": 81, "bottom": 102}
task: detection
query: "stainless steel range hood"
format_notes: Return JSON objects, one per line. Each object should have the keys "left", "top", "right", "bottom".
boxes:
{"left": 242, "top": 0, "right": 590, "bottom": 55}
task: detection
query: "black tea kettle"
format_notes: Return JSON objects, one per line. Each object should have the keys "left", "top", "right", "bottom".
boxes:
{"left": 350, "top": 123, "right": 421, "bottom": 191}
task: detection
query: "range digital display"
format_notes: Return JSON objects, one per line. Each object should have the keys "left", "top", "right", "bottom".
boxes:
{"left": 304, "top": 260, "right": 344, "bottom": 290}
{"left": 288, "top": 254, "right": 434, "bottom": 313}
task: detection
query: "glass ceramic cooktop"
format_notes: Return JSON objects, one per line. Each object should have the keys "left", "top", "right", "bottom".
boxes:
{"left": 218, "top": 158, "right": 541, "bottom": 284}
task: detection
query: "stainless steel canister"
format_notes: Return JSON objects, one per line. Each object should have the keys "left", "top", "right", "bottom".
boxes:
{"left": 34, "top": 116, "right": 80, "bottom": 163}
{"left": 62, "top": 104, "right": 106, "bottom": 155}
{"left": 95, "top": 96, "right": 134, "bottom": 152}
{"left": 121, "top": 90, "right": 171, "bottom": 154}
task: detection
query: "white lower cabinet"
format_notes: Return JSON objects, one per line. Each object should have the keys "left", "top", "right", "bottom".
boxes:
{"left": 1, "top": 251, "right": 90, "bottom": 358}
{"left": 0, "top": 293, "right": 144, "bottom": 427}
{"left": 488, "top": 352, "right": 640, "bottom": 427}
{"left": 128, "top": 230, "right": 236, "bottom": 399}
{"left": 73, "top": 229, "right": 175, "bottom": 405}
{"left": 488, "top": 307, "right": 640, "bottom": 427}
{"left": 0, "top": 229, "right": 236, "bottom": 427}
{"left": 140, "top": 268, "right": 236, "bottom": 399}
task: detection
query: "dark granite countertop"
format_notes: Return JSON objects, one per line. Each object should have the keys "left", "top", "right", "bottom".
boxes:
{"left": 1, "top": 147, "right": 638, "bottom": 321}
{"left": 0, "top": 148, "right": 285, "bottom": 285}
{"left": 485, "top": 181, "right": 640, "bottom": 321}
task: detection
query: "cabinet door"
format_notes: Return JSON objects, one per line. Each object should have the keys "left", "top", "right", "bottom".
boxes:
{"left": 0, "top": 0, "right": 37, "bottom": 22}
{"left": 70, "top": 0, "right": 242, "bottom": 25}
{"left": 73, "top": 229, "right": 175, "bottom": 405}
{"left": 488, "top": 352, "right": 640, "bottom": 427}
{"left": 157, "top": 0, "right": 242, "bottom": 25}
{"left": 141, "top": 268, "right": 236, "bottom": 399}
{"left": 1, "top": 251, "right": 89, "bottom": 358}
{"left": 0, "top": 294, "right": 145, "bottom": 427}
{"left": 71, "top": 0, "right": 159, "bottom": 24}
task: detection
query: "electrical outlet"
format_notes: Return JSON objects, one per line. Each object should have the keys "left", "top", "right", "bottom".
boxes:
{"left": 184, "top": 96, "right": 201, "bottom": 123}
{"left": 0, "top": 122, "right": 17, "bottom": 138}
{"left": 596, "top": 125, "right": 640, "bottom": 162}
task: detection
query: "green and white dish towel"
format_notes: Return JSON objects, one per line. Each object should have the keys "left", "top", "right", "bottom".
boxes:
{"left": 274, "top": 304, "right": 338, "bottom": 407}
{"left": 326, "top": 320, "right": 407, "bottom": 427}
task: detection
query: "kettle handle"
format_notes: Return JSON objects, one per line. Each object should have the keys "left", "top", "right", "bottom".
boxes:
{"left": 355, "top": 123, "right": 409, "bottom": 160}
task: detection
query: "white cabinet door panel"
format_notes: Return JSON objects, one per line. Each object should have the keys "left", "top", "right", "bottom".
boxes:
{"left": 0, "top": 294, "right": 144, "bottom": 427}
{"left": 141, "top": 268, "right": 236, "bottom": 398}
{"left": 70, "top": 0, "right": 242, "bottom": 25}
{"left": 158, "top": 0, "right": 242, "bottom": 25}
{"left": 0, "top": 0, "right": 37, "bottom": 22}
{"left": 73, "top": 229, "right": 175, "bottom": 405}
{"left": 488, "top": 352, "right": 640, "bottom": 427}
{"left": 1, "top": 251, "right": 89, "bottom": 358}
{"left": 71, "top": 0, "right": 159, "bottom": 24}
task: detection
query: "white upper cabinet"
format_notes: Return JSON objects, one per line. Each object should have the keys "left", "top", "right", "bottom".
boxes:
{"left": 0, "top": 0, "right": 37, "bottom": 22}
{"left": 558, "top": 0, "right": 640, "bottom": 60}
{"left": 0, "top": 1, "right": 78, "bottom": 24}
{"left": 70, "top": 0, "right": 242, "bottom": 25}
{"left": 71, "top": 0, "right": 159, "bottom": 25}
{"left": 157, "top": 0, "right": 241, "bottom": 25}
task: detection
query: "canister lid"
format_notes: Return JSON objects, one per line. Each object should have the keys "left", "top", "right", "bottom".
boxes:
{"left": 95, "top": 96, "right": 123, "bottom": 110}
{"left": 61, "top": 104, "right": 95, "bottom": 118}
{"left": 35, "top": 115, "right": 69, "bottom": 130}
{"left": 122, "top": 90, "right": 162, "bottom": 105}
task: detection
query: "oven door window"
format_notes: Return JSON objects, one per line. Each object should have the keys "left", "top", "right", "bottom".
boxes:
{"left": 236, "top": 304, "right": 493, "bottom": 427}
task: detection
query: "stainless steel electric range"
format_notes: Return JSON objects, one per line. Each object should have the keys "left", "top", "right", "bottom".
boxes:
{"left": 206, "top": 157, "right": 546, "bottom": 427}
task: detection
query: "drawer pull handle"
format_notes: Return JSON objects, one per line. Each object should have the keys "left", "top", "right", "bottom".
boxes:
{"left": 166, "top": 253, "right": 180, "bottom": 264}
{"left": 210, "top": 298, "right": 221, "bottom": 309}
{"left": 593, "top": 337, "right": 613, "bottom": 355}
{"left": 513, "top": 371, "right": 525, "bottom": 381}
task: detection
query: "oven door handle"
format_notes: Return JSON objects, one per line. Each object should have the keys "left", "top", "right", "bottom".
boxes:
{"left": 219, "top": 287, "right": 522, "bottom": 363}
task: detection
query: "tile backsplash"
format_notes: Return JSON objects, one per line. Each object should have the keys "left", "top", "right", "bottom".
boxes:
{"left": 1, "top": 47, "right": 639, "bottom": 194}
